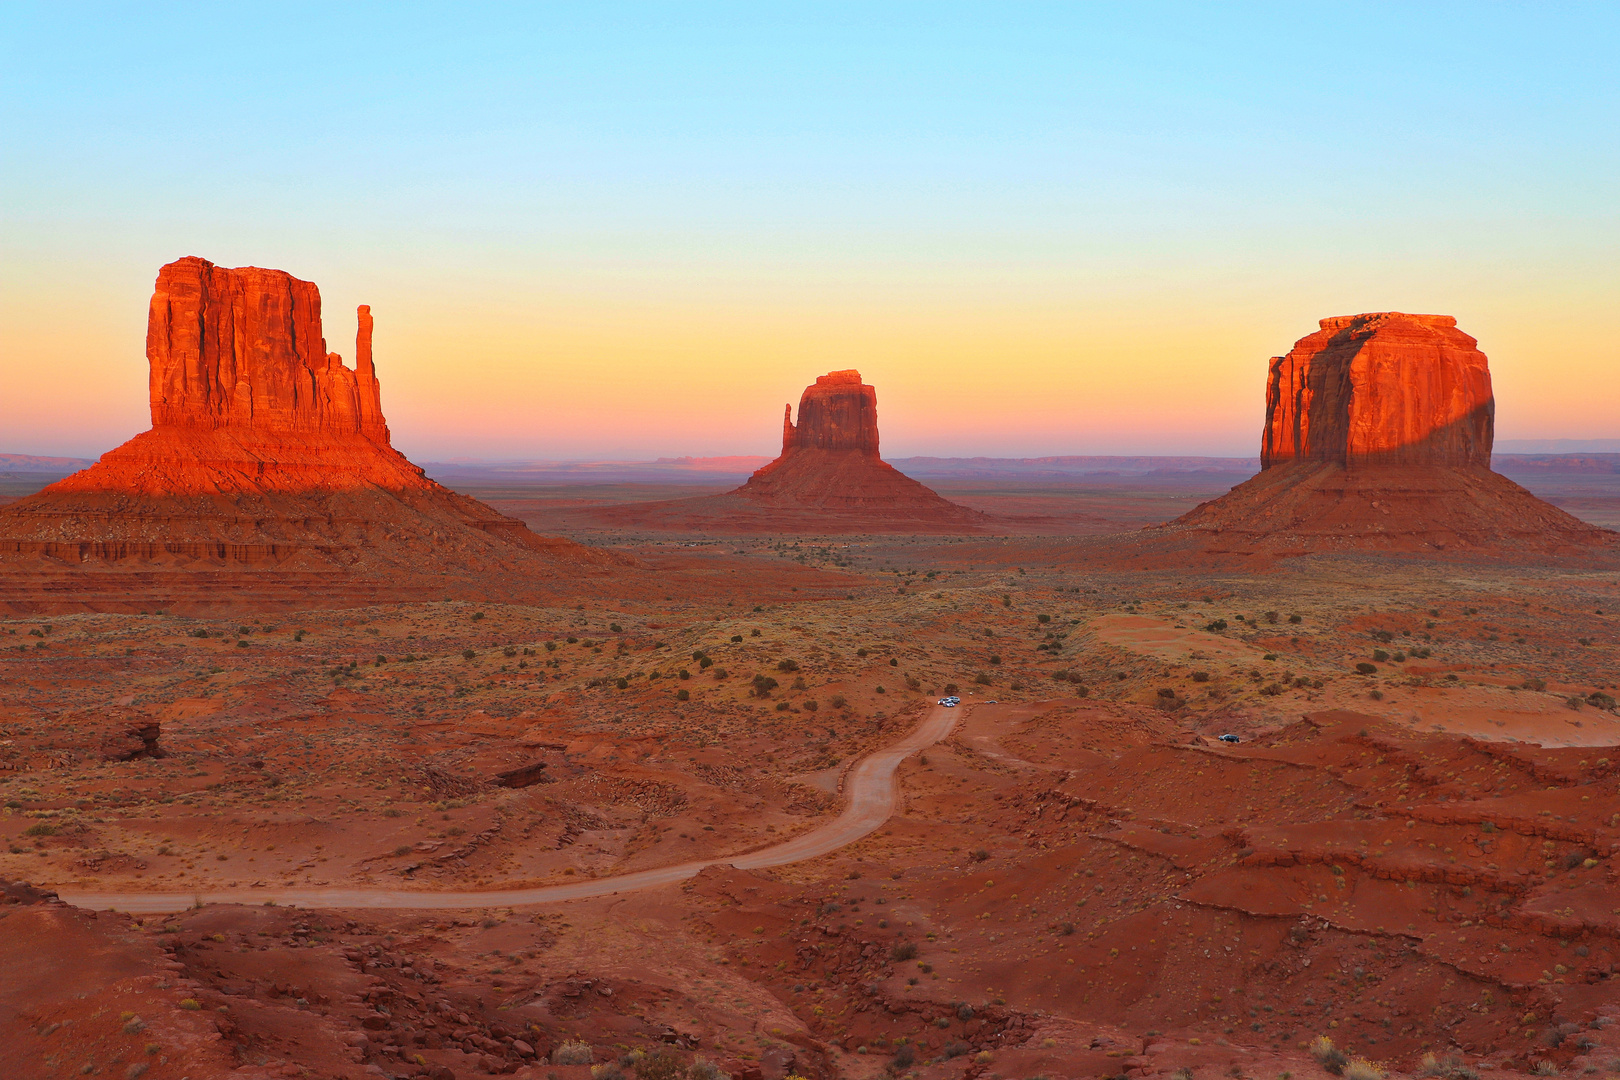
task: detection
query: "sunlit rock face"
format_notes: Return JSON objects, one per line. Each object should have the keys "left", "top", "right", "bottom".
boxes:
{"left": 1261, "top": 312, "right": 1494, "bottom": 469}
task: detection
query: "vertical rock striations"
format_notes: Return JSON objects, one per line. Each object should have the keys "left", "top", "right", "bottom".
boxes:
{"left": 146, "top": 257, "right": 389, "bottom": 442}
{"left": 1261, "top": 313, "right": 1493, "bottom": 469}
{"left": 780, "top": 370, "right": 882, "bottom": 455}
{"left": 1148, "top": 313, "right": 1611, "bottom": 557}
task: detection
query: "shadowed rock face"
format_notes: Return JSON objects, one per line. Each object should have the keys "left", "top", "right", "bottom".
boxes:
{"left": 1262, "top": 312, "right": 1494, "bottom": 469}
{"left": 148, "top": 257, "right": 389, "bottom": 442}
{"left": 781, "top": 370, "right": 881, "bottom": 456}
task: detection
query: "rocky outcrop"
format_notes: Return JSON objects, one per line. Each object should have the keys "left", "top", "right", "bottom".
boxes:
{"left": 1136, "top": 313, "right": 1614, "bottom": 559}
{"left": 780, "top": 370, "right": 881, "bottom": 455}
{"left": 0, "top": 257, "right": 623, "bottom": 610}
{"left": 148, "top": 257, "right": 391, "bottom": 441}
{"left": 1262, "top": 313, "right": 1493, "bottom": 468}
{"left": 568, "top": 370, "right": 990, "bottom": 533}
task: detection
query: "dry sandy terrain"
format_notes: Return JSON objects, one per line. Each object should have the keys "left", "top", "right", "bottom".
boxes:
{"left": 3, "top": 518, "right": 1620, "bottom": 1080}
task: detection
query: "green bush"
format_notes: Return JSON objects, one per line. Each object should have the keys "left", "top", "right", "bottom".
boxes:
{"left": 676, "top": 689, "right": 690, "bottom": 701}
{"left": 1355, "top": 662, "right": 1377, "bottom": 675}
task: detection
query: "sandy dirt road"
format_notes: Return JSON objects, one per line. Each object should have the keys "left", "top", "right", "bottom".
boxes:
{"left": 59, "top": 704, "right": 958, "bottom": 914}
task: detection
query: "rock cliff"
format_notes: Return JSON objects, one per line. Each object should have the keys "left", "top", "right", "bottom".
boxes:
{"left": 147, "top": 257, "right": 391, "bottom": 441}
{"left": 1262, "top": 313, "right": 1493, "bottom": 468}
{"left": 780, "top": 370, "right": 882, "bottom": 455}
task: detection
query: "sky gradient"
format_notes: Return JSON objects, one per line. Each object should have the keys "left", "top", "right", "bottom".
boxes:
{"left": 3, "top": 2, "right": 1617, "bottom": 461}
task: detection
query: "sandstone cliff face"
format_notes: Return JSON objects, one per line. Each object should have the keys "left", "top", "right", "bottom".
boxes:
{"left": 148, "top": 257, "right": 390, "bottom": 442}
{"left": 1261, "top": 313, "right": 1494, "bottom": 469}
{"left": 781, "top": 370, "right": 881, "bottom": 456}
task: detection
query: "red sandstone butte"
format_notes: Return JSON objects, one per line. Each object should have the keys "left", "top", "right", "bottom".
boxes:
{"left": 733, "top": 370, "right": 979, "bottom": 516}
{"left": 1262, "top": 312, "right": 1493, "bottom": 468}
{"left": 572, "top": 370, "right": 988, "bottom": 533}
{"left": 0, "top": 257, "right": 617, "bottom": 611}
{"left": 1151, "top": 313, "right": 1612, "bottom": 557}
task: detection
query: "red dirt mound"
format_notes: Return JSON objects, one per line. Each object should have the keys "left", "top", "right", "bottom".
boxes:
{"left": 0, "top": 257, "right": 623, "bottom": 612}
{"left": 1139, "top": 313, "right": 1614, "bottom": 559}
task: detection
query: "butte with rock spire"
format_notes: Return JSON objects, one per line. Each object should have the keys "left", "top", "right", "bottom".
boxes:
{"left": 0, "top": 256, "right": 619, "bottom": 612}
{"left": 1137, "top": 312, "right": 1613, "bottom": 558}
{"left": 585, "top": 370, "right": 988, "bottom": 533}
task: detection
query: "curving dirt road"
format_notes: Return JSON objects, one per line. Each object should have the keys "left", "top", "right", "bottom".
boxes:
{"left": 59, "top": 705, "right": 958, "bottom": 914}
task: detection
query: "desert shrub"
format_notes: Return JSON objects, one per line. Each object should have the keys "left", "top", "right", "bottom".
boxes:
{"left": 890, "top": 940, "right": 918, "bottom": 961}
{"left": 1205, "top": 619, "right": 1228, "bottom": 632}
{"left": 942, "top": 683, "right": 959, "bottom": 694}
{"left": 615, "top": 677, "right": 628, "bottom": 690}
{"left": 635, "top": 1051, "right": 684, "bottom": 1080}
{"left": 875, "top": 685, "right": 886, "bottom": 694}
{"left": 553, "top": 1040, "right": 594, "bottom": 1065}
{"left": 1523, "top": 677, "right": 1546, "bottom": 690}
{"left": 830, "top": 694, "right": 848, "bottom": 709}
{"left": 791, "top": 676, "right": 807, "bottom": 690}
{"left": 1037, "top": 614, "right": 1051, "bottom": 623}
{"left": 956, "top": 1003, "right": 974, "bottom": 1021}
{"left": 987, "top": 654, "right": 1001, "bottom": 665}
{"left": 891, "top": 1044, "right": 916, "bottom": 1069}
{"left": 1310, "top": 1036, "right": 1348, "bottom": 1076}
{"left": 943, "top": 1040, "right": 970, "bottom": 1058}
{"left": 1418, "top": 1054, "right": 1479, "bottom": 1080}
{"left": 1372, "top": 649, "right": 1390, "bottom": 662}
{"left": 889, "top": 657, "right": 899, "bottom": 666}
{"left": 1289, "top": 613, "right": 1303, "bottom": 623}
{"left": 461, "top": 649, "right": 476, "bottom": 660}
{"left": 698, "top": 656, "right": 713, "bottom": 669}
{"left": 1001, "top": 595, "right": 1011, "bottom": 608}
{"left": 1192, "top": 670, "right": 1210, "bottom": 682}
{"left": 545, "top": 640, "right": 557, "bottom": 651}
{"left": 686, "top": 1060, "right": 730, "bottom": 1080}
{"left": 678, "top": 669, "right": 691, "bottom": 680}
{"left": 1157, "top": 687, "right": 1177, "bottom": 698}
{"left": 190, "top": 628, "right": 209, "bottom": 638}
{"left": 1264, "top": 610, "right": 1279, "bottom": 623}
{"left": 1531, "top": 1062, "right": 1559, "bottom": 1077}
{"left": 1588, "top": 692, "right": 1617, "bottom": 710}
{"left": 1369, "top": 690, "right": 1384, "bottom": 700}
{"left": 752, "top": 674, "right": 779, "bottom": 696}
{"left": 905, "top": 677, "right": 920, "bottom": 690}
{"left": 713, "top": 667, "right": 727, "bottom": 679}
{"left": 591, "top": 1066, "right": 626, "bottom": 1080}
{"left": 856, "top": 648, "right": 869, "bottom": 656}
{"left": 973, "top": 673, "right": 992, "bottom": 685}
{"left": 1261, "top": 683, "right": 1284, "bottom": 696}
{"left": 24, "top": 822, "right": 57, "bottom": 837}
{"left": 676, "top": 689, "right": 690, "bottom": 702}
{"left": 970, "top": 848, "right": 989, "bottom": 862}
{"left": 1355, "top": 662, "right": 1377, "bottom": 675}
{"left": 775, "top": 701, "right": 791, "bottom": 711}
{"left": 804, "top": 699, "right": 818, "bottom": 712}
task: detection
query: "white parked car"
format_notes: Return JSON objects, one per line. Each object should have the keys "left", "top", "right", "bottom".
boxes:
{"left": 938, "top": 696, "right": 960, "bottom": 707}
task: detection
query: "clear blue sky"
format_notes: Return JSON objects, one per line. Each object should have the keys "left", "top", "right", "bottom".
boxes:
{"left": 3, "top": 2, "right": 1617, "bottom": 459}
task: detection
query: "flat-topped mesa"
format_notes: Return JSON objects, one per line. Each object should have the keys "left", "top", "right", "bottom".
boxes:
{"left": 1144, "top": 312, "right": 1614, "bottom": 558}
{"left": 781, "top": 369, "right": 881, "bottom": 456}
{"left": 1261, "top": 312, "right": 1493, "bottom": 469}
{"left": 148, "top": 256, "right": 390, "bottom": 442}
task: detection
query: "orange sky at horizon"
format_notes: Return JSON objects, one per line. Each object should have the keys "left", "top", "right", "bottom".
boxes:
{"left": 3, "top": 257, "right": 1616, "bottom": 463}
